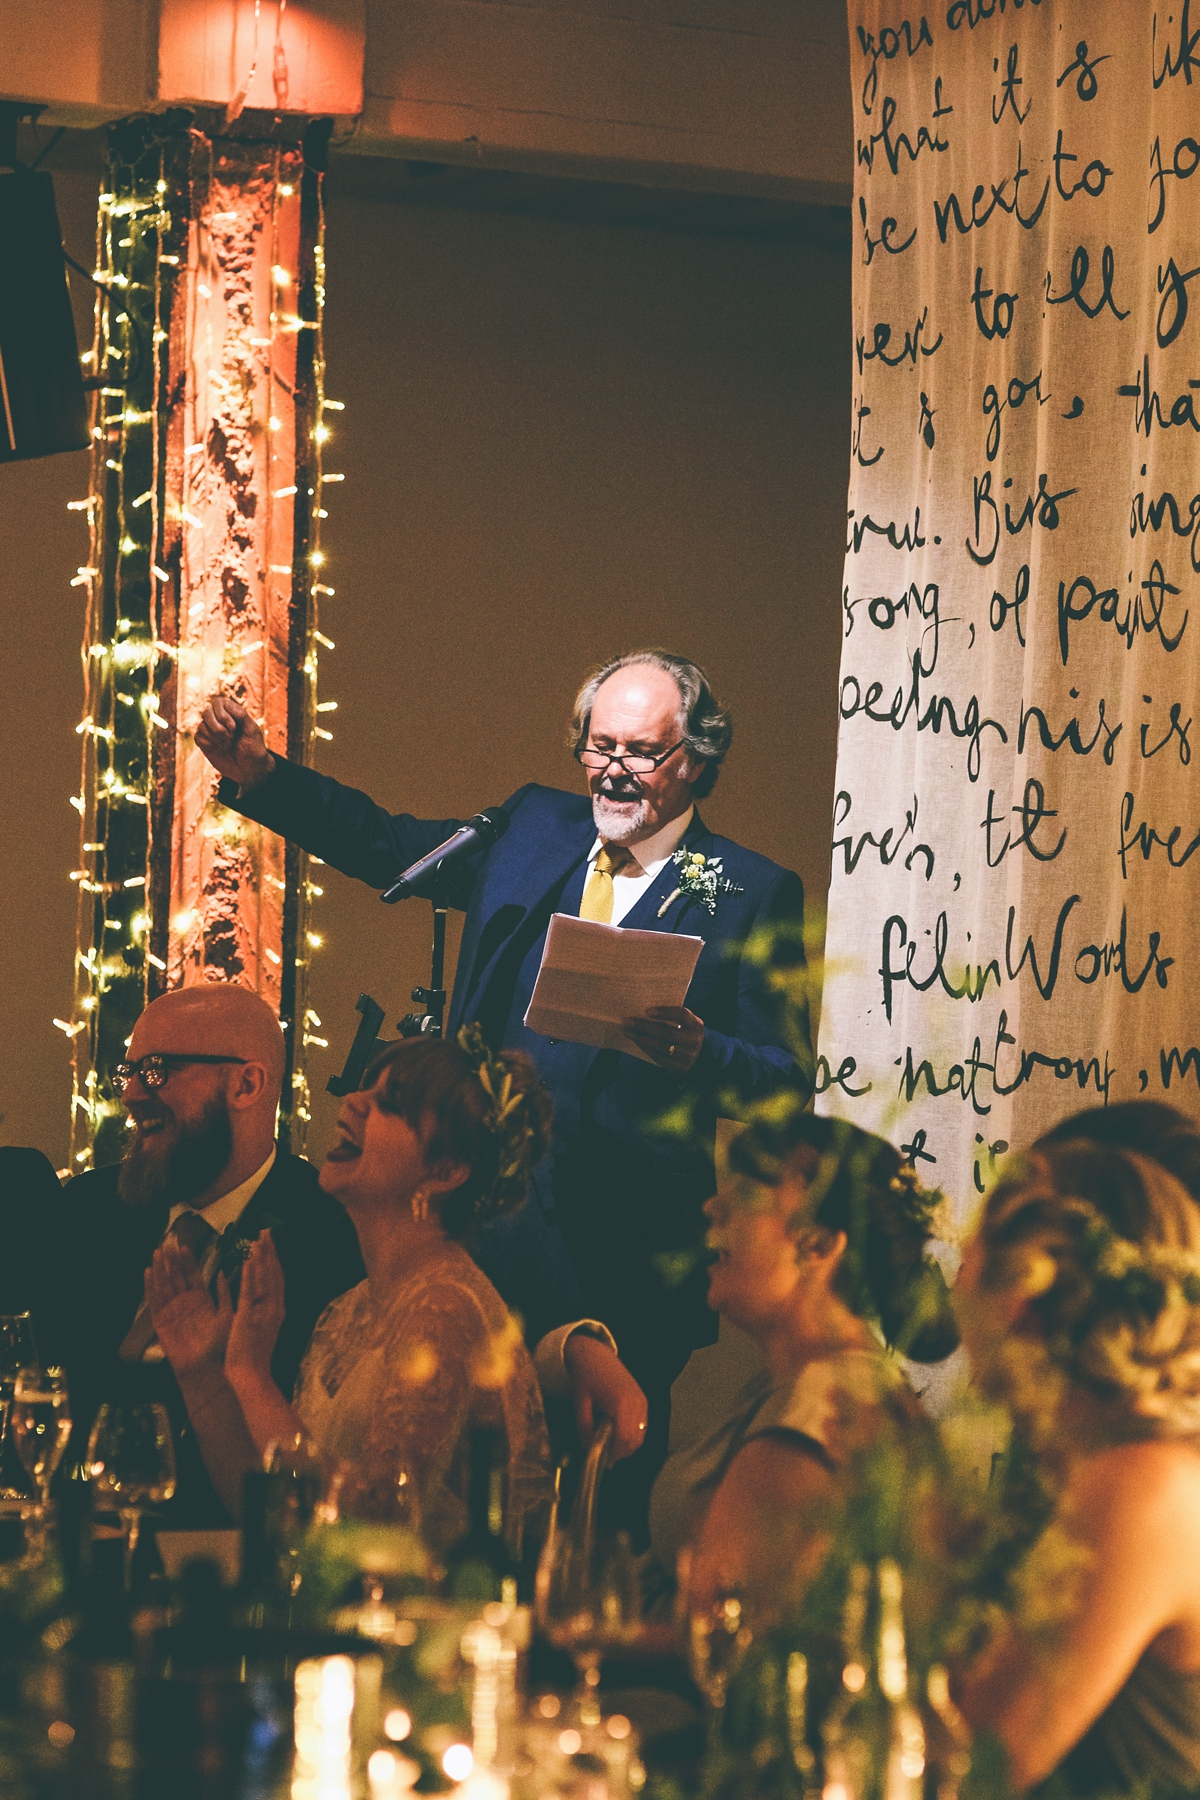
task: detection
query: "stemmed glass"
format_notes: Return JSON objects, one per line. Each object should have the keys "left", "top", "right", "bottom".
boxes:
{"left": 10, "top": 1365, "right": 72, "bottom": 1517}
{"left": 535, "top": 1528, "right": 640, "bottom": 1726}
{"left": 86, "top": 1402, "right": 177, "bottom": 1592}
{"left": 686, "top": 1588, "right": 753, "bottom": 1755}
{"left": 0, "top": 1315, "right": 39, "bottom": 1500}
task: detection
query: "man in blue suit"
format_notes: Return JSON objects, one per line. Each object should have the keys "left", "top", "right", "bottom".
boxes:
{"left": 198, "top": 650, "right": 813, "bottom": 1533}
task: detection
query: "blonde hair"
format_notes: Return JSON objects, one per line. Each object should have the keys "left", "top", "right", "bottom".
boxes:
{"left": 976, "top": 1142, "right": 1200, "bottom": 1438}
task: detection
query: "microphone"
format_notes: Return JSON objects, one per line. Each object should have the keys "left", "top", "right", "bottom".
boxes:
{"left": 380, "top": 806, "right": 510, "bottom": 903}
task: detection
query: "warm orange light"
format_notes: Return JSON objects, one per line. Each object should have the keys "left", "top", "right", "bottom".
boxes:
{"left": 157, "top": 3, "right": 366, "bottom": 114}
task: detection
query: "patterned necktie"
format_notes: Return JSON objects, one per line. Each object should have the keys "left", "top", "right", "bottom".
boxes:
{"left": 117, "top": 1208, "right": 218, "bottom": 1363}
{"left": 579, "top": 843, "right": 635, "bottom": 925}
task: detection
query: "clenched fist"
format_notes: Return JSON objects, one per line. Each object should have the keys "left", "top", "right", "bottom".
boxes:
{"left": 196, "top": 693, "right": 275, "bottom": 792}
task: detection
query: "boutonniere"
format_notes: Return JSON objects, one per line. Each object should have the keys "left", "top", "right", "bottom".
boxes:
{"left": 218, "top": 1213, "right": 283, "bottom": 1277}
{"left": 657, "top": 848, "right": 744, "bottom": 918}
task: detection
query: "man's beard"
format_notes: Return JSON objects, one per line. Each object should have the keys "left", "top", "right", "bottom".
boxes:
{"left": 118, "top": 1092, "right": 234, "bottom": 1209}
{"left": 592, "top": 789, "right": 650, "bottom": 843}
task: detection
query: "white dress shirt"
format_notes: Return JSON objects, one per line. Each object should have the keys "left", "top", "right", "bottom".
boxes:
{"left": 542, "top": 806, "right": 698, "bottom": 1386}
{"left": 166, "top": 1145, "right": 277, "bottom": 1237}
{"left": 584, "top": 805, "right": 694, "bottom": 925}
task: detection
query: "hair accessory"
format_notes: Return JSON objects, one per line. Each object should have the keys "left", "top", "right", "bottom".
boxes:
{"left": 890, "top": 1160, "right": 933, "bottom": 1204}
{"left": 456, "top": 1021, "right": 544, "bottom": 1216}
{"left": 982, "top": 1183, "right": 1200, "bottom": 1440}
{"left": 887, "top": 1160, "right": 945, "bottom": 1235}
{"left": 457, "top": 1021, "right": 522, "bottom": 1128}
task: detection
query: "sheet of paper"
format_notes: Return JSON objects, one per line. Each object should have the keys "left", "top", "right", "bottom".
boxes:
{"left": 524, "top": 912, "right": 704, "bottom": 1062}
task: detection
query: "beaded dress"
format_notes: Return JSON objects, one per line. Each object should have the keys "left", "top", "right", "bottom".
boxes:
{"left": 294, "top": 1241, "right": 551, "bottom": 1548}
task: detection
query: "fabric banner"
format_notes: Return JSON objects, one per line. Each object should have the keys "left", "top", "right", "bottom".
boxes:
{"left": 819, "top": 0, "right": 1200, "bottom": 1217}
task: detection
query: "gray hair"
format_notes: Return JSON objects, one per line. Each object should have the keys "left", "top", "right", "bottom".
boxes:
{"left": 569, "top": 649, "right": 733, "bottom": 800}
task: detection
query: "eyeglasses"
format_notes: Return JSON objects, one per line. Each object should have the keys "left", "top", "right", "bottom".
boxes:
{"left": 110, "top": 1053, "right": 248, "bottom": 1095}
{"left": 574, "top": 740, "right": 684, "bottom": 775}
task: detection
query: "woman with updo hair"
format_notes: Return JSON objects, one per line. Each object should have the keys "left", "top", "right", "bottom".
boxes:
{"left": 956, "top": 1138, "right": 1200, "bottom": 1793}
{"left": 650, "top": 1111, "right": 958, "bottom": 1626}
{"left": 147, "top": 1029, "right": 554, "bottom": 1548}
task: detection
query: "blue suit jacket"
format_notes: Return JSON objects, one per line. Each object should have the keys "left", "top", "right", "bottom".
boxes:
{"left": 226, "top": 765, "right": 812, "bottom": 1381}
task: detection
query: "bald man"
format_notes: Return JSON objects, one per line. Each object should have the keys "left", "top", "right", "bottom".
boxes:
{"left": 50, "top": 987, "right": 364, "bottom": 1527}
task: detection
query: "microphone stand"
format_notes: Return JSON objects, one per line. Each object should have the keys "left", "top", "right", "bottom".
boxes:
{"left": 325, "top": 868, "right": 452, "bottom": 1098}
{"left": 396, "top": 867, "right": 451, "bottom": 1040}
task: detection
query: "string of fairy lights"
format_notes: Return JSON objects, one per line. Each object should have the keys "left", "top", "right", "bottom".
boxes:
{"left": 58, "top": 119, "right": 342, "bottom": 1170}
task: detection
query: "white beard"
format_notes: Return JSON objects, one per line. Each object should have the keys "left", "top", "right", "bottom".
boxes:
{"left": 592, "top": 792, "right": 650, "bottom": 842}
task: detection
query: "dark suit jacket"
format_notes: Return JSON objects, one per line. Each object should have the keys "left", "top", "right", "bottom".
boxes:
{"left": 50, "top": 1149, "right": 366, "bottom": 1527}
{"left": 227, "top": 766, "right": 812, "bottom": 1395}
{"left": 0, "top": 1146, "right": 67, "bottom": 1343}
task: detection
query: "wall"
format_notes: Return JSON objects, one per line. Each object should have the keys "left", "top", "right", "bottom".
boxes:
{"left": 356, "top": 0, "right": 850, "bottom": 202}
{"left": 0, "top": 0, "right": 849, "bottom": 205}
{"left": 0, "top": 169, "right": 99, "bottom": 1170}
{"left": 0, "top": 169, "right": 850, "bottom": 1167}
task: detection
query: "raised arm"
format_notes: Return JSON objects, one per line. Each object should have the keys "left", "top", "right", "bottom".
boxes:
{"left": 197, "top": 690, "right": 503, "bottom": 901}
{"left": 195, "top": 694, "right": 276, "bottom": 792}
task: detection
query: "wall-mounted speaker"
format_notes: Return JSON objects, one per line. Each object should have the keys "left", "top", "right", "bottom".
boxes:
{"left": 0, "top": 170, "right": 89, "bottom": 463}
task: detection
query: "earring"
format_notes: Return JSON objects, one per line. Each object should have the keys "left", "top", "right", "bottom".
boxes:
{"left": 411, "top": 1187, "right": 430, "bottom": 1223}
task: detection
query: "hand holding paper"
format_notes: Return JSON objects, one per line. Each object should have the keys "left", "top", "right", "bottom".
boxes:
{"left": 623, "top": 1004, "right": 705, "bottom": 1071}
{"left": 524, "top": 913, "right": 705, "bottom": 1065}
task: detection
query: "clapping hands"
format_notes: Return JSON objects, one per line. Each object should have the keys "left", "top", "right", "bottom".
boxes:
{"left": 146, "top": 1237, "right": 234, "bottom": 1375}
{"left": 225, "top": 1233, "right": 287, "bottom": 1386}
{"left": 146, "top": 1230, "right": 286, "bottom": 1385}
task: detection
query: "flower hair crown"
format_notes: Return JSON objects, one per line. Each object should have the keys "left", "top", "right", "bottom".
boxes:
{"left": 888, "top": 1158, "right": 955, "bottom": 1244}
{"left": 1007, "top": 1196, "right": 1200, "bottom": 1311}
{"left": 983, "top": 1177, "right": 1200, "bottom": 1437}
{"left": 456, "top": 1021, "right": 544, "bottom": 1217}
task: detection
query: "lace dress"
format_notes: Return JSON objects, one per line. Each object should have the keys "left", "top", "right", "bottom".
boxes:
{"left": 293, "top": 1242, "right": 551, "bottom": 1548}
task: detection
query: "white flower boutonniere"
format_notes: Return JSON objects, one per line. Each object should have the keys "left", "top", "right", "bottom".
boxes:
{"left": 657, "top": 848, "right": 745, "bottom": 918}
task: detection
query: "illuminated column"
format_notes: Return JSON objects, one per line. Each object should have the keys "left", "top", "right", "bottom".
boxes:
{"left": 64, "top": 115, "right": 335, "bottom": 1170}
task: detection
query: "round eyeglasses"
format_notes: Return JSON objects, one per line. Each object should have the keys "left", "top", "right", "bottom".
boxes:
{"left": 574, "top": 740, "right": 684, "bottom": 775}
{"left": 110, "top": 1053, "right": 248, "bottom": 1095}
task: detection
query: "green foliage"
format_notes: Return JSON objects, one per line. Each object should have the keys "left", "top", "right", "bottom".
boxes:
{"left": 0, "top": 1535, "right": 67, "bottom": 1639}
{"left": 647, "top": 916, "right": 822, "bottom": 1294}
{"left": 695, "top": 1391, "right": 1069, "bottom": 1800}
{"left": 456, "top": 1022, "right": 552, "bottom": 1219}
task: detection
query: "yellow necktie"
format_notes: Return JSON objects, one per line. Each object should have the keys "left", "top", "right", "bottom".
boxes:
{"left": 579, "top": 844, "right": 635, "bottom": 924}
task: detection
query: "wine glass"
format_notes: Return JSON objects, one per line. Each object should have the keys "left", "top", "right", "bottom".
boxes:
{"left": 0, "top": 1315, "right": 39, "bottom": 1500}
{"left": 535, "top": 1528, "right": 640, "bottom": 1726}
{"left": 10, "top": 1365, "right": 72, "bottom": 1517}
{"left": 86, "top": 1402, "right": 177, "bottom": 1592}
{"left": 686, "top": 1589, "right": 753, "bottom": 1754}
